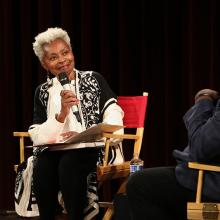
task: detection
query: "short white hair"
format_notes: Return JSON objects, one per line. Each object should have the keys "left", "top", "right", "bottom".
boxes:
{"left": 33, "top": 27, "right": 71, "bottom": 61}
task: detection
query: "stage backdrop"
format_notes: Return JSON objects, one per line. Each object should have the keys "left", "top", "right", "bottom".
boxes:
{"left": 1, "top": 0, "right": 220, "bottom": 210}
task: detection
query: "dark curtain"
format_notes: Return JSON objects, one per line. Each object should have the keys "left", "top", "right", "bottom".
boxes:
{"left": 1, "top": 0, "right": 220, "bottom": 210}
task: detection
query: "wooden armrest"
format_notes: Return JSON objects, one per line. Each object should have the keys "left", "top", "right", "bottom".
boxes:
{"left": 97, "top": 161, "right": 130, "bottom": 181}
{"left": 102, "top": 133, "right": 140, "bottom": 140}
{"left": 188, "top": 162, "right": 220, "bottom": 172}
{"left": 13, "top": 131, "right": 30, "bottom": 165}
{"left": 13, "top": 131, "right": 29, "bottom": 137}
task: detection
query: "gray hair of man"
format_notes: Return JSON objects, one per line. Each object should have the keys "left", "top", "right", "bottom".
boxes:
{"left": 33, "top": 27, "right": 71, "bottom": 62}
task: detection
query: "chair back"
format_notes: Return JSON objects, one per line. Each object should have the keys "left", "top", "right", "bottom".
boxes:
{"left": 117, "top": 92, "right": 148, "bottom": 157}
{"left": 117, "top": 93, "right": 148, "bottom": 128}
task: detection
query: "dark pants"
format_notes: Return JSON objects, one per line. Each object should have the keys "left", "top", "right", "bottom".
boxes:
{"left": 126, "top": 166, "right": 214, "bottom": 220}
{"left": 113, "top": 194, "right": 132, "bottom": 220}
{"left": 33, "top": 148, "right": 98, "bottom": 220}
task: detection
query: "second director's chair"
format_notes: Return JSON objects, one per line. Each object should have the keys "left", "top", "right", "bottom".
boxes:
{"left": 187, "top": 162, "right": 220, "bottom": 220}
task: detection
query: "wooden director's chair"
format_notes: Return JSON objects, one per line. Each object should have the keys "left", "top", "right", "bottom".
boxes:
{"left": 97, "top": 92, "right": 148, "bottom": 219}
{"left": 13, "top": 92, "right": 149, "bottom": 220}
{"left": 187, "top": 162, "right": 220, "bottom": 220}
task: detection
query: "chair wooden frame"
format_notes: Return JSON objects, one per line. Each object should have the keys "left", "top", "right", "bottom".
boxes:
{"left": 13, "top": 92, "right": 148, "bottom": 220}
{"left": 13, "top": 131, "right": 30, "bottom": 172}
{"left": 187, "top": 162, "right": 220, "bottom": 220}
{"left": 97, "top": 92, "right": 148, "bottom": 220}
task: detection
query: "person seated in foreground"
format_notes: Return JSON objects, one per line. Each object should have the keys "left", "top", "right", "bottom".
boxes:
{"left": 126, "top": 89, "right": 220, "bottom": 220}
{"left": 29, "top": 27, "right": 124, "bottom": 220}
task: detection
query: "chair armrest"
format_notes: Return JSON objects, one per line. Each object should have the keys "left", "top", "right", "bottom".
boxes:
{"left": 102, "top": 133, "right": 140, "bottom": 140}
{"left": 13, "top": 131, "right": 29, "bottom": 137}
{"left": 188, "top": 162, "right": 220, "bottom": 172}
{"left": 13, "top": 131, "right": 31, "bottom": 165}
{"left": 97, "top": 161, "right": 130, "bottom": 181}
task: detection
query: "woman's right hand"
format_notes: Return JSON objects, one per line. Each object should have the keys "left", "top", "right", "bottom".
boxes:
{"left": 56, "top": 90, "right": 80, "bottom": 123}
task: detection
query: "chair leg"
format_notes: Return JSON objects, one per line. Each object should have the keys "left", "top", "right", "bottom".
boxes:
{"left": 102, "top": 207, "right": 114, "bottom": 220}
{"left": 101, "top": 178, "right": 128, "bottom": 220}
{"left": 117, "top": 179, "right": 127, "bottom": 194}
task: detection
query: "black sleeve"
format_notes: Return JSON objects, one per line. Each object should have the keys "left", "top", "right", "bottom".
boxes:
{"left": 184, "top": 99, "right": 220, "bottom": 162}
{"left": 92, "top": 72, "right": 117, "bottom": 113}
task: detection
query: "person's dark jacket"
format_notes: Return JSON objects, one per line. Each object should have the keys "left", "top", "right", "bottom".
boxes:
{"left": 173, "top": 99, "right": 220, "bottom": 201}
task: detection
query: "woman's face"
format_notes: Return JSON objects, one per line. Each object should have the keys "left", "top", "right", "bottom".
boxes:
{"left": 41, "top": 38, "right": 75, "bottom": 78}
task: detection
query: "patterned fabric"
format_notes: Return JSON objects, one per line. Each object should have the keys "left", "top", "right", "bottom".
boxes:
{"left": 31, "top": 70, "right": 117, "bottom": 128}
{"left": 14, "top": 156, "right": 38, "bottom": 217}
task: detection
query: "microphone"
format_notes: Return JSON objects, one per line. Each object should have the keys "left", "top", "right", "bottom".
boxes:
{"left": 58, "top": 72, "right": 82, "bottom": 124}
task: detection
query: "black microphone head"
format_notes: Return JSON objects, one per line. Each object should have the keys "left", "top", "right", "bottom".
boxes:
{"left": 58, "top": 72, "right": 69, "bottom": 86}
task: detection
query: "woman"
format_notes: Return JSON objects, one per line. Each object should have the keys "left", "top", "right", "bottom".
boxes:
{"left": 29, "top": 27, "right": 124, "bottom": 220}
{"left": 126, "top": 89, "right": 220, "bottom": 220}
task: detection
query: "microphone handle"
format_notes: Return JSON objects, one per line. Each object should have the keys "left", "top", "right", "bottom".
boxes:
{"left": 73, "top": 111, "right": 82, "bottom": 124}
{"left": 62, "top": 84, "right": 82, "bottom": 124}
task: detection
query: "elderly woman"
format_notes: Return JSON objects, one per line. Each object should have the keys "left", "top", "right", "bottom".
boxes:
{"left": 29, "top": 27, "right": 124, "bottom": 220}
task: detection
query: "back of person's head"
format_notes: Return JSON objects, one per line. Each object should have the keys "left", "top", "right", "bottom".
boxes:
{"left": 33, "top": 27, "right": 71, "bottom": 61}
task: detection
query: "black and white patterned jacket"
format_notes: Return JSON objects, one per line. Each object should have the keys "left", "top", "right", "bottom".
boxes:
{"left": 29, "top": 69, "right": 124, "bottom": 151}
